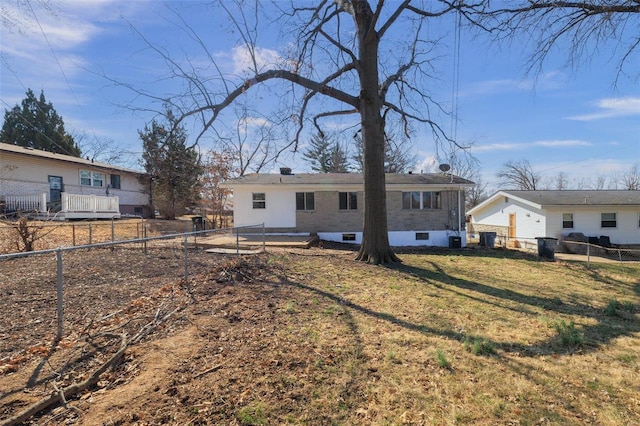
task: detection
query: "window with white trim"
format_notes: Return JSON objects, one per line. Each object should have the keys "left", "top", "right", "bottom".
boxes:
{"left": 562, "top": 213, "right": 574, "bottom": 229}
{"left": 80, "top": 170, "right": 104, "bottom": 187}
{"left": 252, "top": 193, "right": 266, "bottom": 209}
{"left": 402, "top": 191, "right": 441, "bottom": 209}
{"left": 601, "top": 212, "right": 617, "bottom": 228}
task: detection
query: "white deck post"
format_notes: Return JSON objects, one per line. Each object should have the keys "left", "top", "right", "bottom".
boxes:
{"left": 40, "top": 193, "right": 47, "bottom": 213}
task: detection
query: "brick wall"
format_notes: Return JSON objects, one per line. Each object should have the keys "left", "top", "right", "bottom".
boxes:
{"left": 292, "top": 190, "right": 465, "bottom": 233}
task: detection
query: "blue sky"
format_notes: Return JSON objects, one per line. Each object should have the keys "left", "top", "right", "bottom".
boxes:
{"left": 1, "top": 0, "right": 638, "bottom": 192}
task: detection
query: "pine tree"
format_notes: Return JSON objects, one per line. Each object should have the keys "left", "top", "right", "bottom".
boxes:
{"left": 1, "top": 89, "right": 80, "bottom": 156}
{"left": 352, "top": 133, "right": 415, "bottom": 174}
{"left": 303, "top": 132, "right": 350, "bottom": 173}
{"left": 140, "top": 113, "right": 203, "bottom": 219}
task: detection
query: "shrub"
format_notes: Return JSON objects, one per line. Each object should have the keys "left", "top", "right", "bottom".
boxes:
{"left": 436, "top": 349, "right": 451, "bottom": 368}
{"left": 464, "top": 335, "right": 496, "bottom": 356}
{"left": 604, "top": 299, "right": 621, "bottom": 317}
{"left": 554, "top": 320, "right": 584, "bottom": 347}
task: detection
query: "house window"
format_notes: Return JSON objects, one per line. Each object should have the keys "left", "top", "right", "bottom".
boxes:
{"left": 339, "top": 192, "right": 357, "bottom": 210}
{"left": 423, "top": 191, "right": 441, "bottom": 209}
{"left": 402, "top": 192, "right": 421, "bottom": 209}
{"left": 80, "top": 170, "right": 104, "bottom": 187}
{"left": 296, "top": 192, "right": 315, "bottom": 211}
{"left": 601, "top": 212, "right": 617, "bottom": 228}
{"left": 415, "top": 232, "right": 430, "bottom": 240}
{"left": 401, "top": 191, "right": 441, "bottom": 209}
{"left": 562, "top": 213, "right": 574, "bottom": 229}
{"left": 252, "top": 193, "right": 266, "bottom": 209}
{"left": 342, "top": 233, "right": 356, "bottom": 241}
{"left": 110, "top": 174, "right": 121, "bottom": 189}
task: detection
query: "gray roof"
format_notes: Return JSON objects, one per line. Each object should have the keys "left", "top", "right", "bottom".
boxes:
{"left": 223, "top": 172, "right": 474, "bottom": 187}
{"left": 502, "top": 190, "right": 640, "bottom": 206}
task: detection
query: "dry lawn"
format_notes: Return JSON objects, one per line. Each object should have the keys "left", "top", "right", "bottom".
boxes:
{"left": 0, "top": 241, "right": 639, "bottom": 425}
{"left": 0, "top": 219, "right": 193, "bottom": 254}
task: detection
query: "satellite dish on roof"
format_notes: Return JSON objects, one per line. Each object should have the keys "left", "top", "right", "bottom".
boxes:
{"left": 438, "top": 163, "right": 451, "bottom": 172}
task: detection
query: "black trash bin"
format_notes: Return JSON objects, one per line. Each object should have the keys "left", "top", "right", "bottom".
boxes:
{"left": 485, "top": 232, "right": 497, "bottom": 248}
{"left": 449, "top": 235, "right": 462, "bottom": 248}
{"left": 191, "top": 216, "right": 204, "bottom": 231}
{"left": 536, "top": 237, "right": 557, "bottom": 260}
{"left": 479, "top": 232, "right": 497, "bottom": 248}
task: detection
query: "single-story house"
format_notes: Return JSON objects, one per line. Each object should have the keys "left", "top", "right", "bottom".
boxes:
{"left": 467, "top": 190, "right": 640, "bottom": 246}
{"left": 0, "top": 142, "right": 151, "bottom": 219}
{"left": 221, "top": 170, "right": 474, "bottom": 247}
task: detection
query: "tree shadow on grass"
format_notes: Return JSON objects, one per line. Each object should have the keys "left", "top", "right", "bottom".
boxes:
{"left": 273, "top": 249, "right": 639, "bottom": 358}
{"left": 390, "top": 254, "right": 639, "bottom": 356}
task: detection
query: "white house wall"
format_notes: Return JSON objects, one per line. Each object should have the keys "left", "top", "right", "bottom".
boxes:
{"left": 317, "top": 230, "right": 466, "bottom": 247}
{"left": 546, "top": 207, "right": 640, "bottom": 245}
{"left": 471, "top": 197, "right": 547, "bottom": 239}
{"left": 232, "top": 188, "right": 296, "bottom": 228}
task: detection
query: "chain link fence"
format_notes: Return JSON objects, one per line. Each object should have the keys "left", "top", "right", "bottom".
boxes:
{"left": 0, "top": 218, "right": 207, "bottom": 254}
{"left": 0, "top": 224, "right": 264, "bottom": 372}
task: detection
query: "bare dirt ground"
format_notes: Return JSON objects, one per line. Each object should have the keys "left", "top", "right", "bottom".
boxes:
{"left": 0, "top": 244, "right": 363, "bottom": 425}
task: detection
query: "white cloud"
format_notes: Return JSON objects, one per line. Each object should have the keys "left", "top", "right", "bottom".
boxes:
{"left": 471, "top": 139, "right": 591, "bottom": 153}
{"left": 567, "top": 97, "right": 640, "bottom": 121}
{"left": 237, "top": 116, "right": 271, "bottom": 128}
{"left": 533, "top": 139, "right": 592, "bottom": 147}
{"left": 231, "top": 45, "right": 283, "bottom": 76}
{"left": 470, "top": 142, "right": 522, "bottom": 152}
{"left": 462, "top": 71, "right": 565, "bottom": 97}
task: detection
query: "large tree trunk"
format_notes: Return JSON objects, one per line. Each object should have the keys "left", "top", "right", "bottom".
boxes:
{"left": 353, "top": 1, "right": 401, "bottom": 264}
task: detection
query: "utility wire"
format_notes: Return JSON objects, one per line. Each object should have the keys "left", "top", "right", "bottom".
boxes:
{"left": 23, "top": 0, "right": 104, "bottom": 155}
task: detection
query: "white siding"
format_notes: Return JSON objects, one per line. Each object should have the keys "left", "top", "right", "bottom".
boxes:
{"left": 318, "top": 230, "right": 467, "bottom": 247}
{"left": 471, "top": 196, "right": 546, "bottom": 239}
{"left": 1, "top": 151, "right": 146, "bottom": 204}
{"left": 547, "top": 207, "right": 640, "bottom": 245}
{"left": 232, "top": 188, "right": 296, "bottom": 228}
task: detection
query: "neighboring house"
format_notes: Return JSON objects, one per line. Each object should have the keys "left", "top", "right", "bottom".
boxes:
{"left": 221, "top": 170, "right": 474, "bottom": 247}
{"left": 467, "top": 190, "right": 640, "bottom": 246}
{"left": 0, "top": 142, "right": 150, "bottom": 219}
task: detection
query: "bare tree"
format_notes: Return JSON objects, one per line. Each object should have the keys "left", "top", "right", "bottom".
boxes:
{"left": 201, "top": 149, "right": 237, "bottom": 228}
{"left": 617, "top": 162, "right": 640, "bottom": 190}
{"left": 553, "top": 172, "right": 570, "bottom": 190}
{"left": 479, "top": 1, "right": 640, "bottom": 84}
{"left": 123, "top": 1, "right": 482, "bottom": 263}
{"left": 497, "top": 159, "right": 541, "bottom": 190}
{"left": 453, "top": 157, "right": 487, "bottom": 208}
{"left": 211, "top": 105, "right": 279, "bottom": 176}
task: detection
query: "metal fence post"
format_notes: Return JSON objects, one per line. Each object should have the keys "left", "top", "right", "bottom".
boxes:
{"left": 587, "top": 242, "right": 591, "bottom": 270}
{"left": 111, "top": 218, "right": 115, "bottom": 242}
{"left": 143, "top": 223, "right": 147, "bottom": 254}
{"left": 183, "top": 234, "right": 190, "bottom": 294}
{"left": 56, "top": 249, "right": 64, "bottom": 341}
{"left": 72, "top": 224, "right": 76, "bottom": 247}
{"left": 89, "top": 224, "right": 92, "bottom": 245}
{"left": 236, "top": 228, "right": 240, "bottom": 257}
{"left": 262, "top": 222, "right": 266, "bottom": 252}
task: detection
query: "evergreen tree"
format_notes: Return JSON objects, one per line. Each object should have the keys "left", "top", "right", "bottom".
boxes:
{"left": 140, "top": 113, "right": 203, "bottom": 219}
{"left": 352, "top": 133, "right": 416, "bottom": 174}
{"left": 303, "top": 132, "right": 350, "bottom": 173}
{"left": 1, "top": 89, "right": 80, "bottom": 156}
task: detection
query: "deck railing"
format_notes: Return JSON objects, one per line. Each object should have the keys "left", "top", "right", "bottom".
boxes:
{"left": 4, "top": 194, "right": 47, "bottom": 213}
{"left": 61, "top": 193, "right": 119, "bottom": 213}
